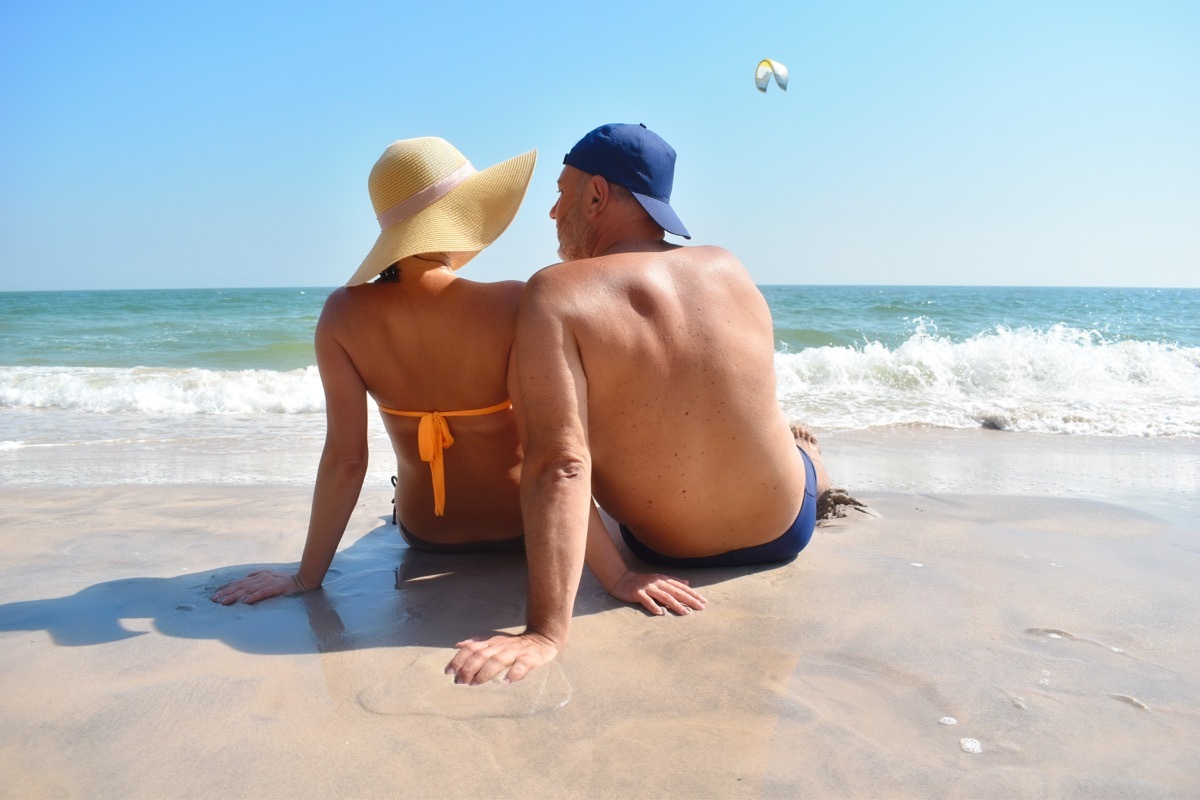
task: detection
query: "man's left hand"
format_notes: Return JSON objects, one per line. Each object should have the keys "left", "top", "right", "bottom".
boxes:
{"left": 610, "top": 571, "right": 708, "bottom": 616}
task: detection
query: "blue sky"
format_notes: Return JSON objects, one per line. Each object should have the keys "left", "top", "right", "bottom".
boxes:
{"left": 2, "top": 0, "right": 1197, "bottom": 290}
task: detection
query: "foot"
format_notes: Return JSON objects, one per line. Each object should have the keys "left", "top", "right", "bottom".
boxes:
{"left": 790, "top": 423, "right": 832, "bottom": 496}
{"left": 790, "top": 422, "right": 867, "bottom": 520}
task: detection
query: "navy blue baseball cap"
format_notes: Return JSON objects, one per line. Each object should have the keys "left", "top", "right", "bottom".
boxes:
{"left": 563, "top": 123, "right": 691, "bottom": 239}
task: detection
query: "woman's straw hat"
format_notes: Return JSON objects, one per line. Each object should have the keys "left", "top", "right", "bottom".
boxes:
{"left": 346, "top": 137, "right": 537, "bottom": 286}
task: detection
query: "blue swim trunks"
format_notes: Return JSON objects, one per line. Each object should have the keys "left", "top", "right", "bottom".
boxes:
{"left": 618, "top": 446, "right": 817, "bottom": 568}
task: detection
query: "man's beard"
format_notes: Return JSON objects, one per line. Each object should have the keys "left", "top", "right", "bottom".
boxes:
{"left": 555, "top": 191, "right": 595, "bottom": 262}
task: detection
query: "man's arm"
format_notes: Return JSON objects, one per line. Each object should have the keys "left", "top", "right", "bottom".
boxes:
{"left": 446, "top": 269, "right": 592, "bottom": 684}
{"left": 212, "top": 304, "right": 368, "bottom": 605}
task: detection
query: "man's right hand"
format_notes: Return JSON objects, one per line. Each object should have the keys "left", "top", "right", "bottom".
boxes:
{"left": 445, "top": 631, "right": 560, "bottom": 685}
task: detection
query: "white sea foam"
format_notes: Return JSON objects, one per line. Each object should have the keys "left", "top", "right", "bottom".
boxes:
{"left": 0, "top": 366, "right": 324, "bottom": 415}
{"left": 777, "top": 323, "right": 1200, "bottom": 437}
{"left": 2, "top": 323, "right": 1198, "bottom": 438}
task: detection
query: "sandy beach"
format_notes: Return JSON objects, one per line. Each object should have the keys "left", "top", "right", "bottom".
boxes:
{"left": 1, "top": 428, "right": 1198, "bottom": 798}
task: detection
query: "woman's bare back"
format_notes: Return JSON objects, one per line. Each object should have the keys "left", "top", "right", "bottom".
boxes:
{"left": 320, "top": 264, "right": 524, "bottom": 544}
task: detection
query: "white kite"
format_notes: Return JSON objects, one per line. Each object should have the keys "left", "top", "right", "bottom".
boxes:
{"left": 755, "top": 58, "right": 789, "bottom": 93}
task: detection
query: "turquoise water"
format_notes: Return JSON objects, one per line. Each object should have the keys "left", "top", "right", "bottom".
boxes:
{"left": 0, "top": 287, "right": 323, "bottom": 371}
{"left": 763, "top": 285, "right": 1200, "bottom": 351}
{"left": 2, "top": 286, "right": 1199, "bottom": 444}
{"left": 3, "top": 286, "right": 1198, "bottom": 370}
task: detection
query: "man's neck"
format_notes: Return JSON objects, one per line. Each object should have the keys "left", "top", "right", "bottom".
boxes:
{"left": 595, "top": 237, "right": 675, "bottom": 258}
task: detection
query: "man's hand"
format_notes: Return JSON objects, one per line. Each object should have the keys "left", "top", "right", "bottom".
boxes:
{"left": 210, "top": 569, "right": 307, "bottom": 605}
{"left": 445, "top": 631, "right": 560, "bottom": 685}
{"left": 610, "top": 571, "right": 708, "bottom": 616}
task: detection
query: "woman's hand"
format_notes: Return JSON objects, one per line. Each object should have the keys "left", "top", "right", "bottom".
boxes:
{"left": 608, "top": 570, "right": 707, "bottom": 616}
{"left": 210, "top": 569, "right": 309, "bottom": 605}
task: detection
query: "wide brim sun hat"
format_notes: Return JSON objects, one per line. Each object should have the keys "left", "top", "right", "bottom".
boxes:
{"left": 346, "top": 137, "right": 537, "bottom": 286}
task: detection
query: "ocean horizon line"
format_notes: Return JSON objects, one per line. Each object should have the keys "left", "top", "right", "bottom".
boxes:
{"left": 3, "top": 282, "right": 1200, "bottom": 295}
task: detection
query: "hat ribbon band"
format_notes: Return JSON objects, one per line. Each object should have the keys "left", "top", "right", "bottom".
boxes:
{"left": 376, "top": 162, "right": 478, "bottom": 231}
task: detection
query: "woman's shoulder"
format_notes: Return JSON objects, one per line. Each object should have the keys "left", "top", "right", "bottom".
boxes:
{"left": 319, "top": 284, "right": 365, "bottom": 319}
{"left": 316, "top": 283, "right": 395, "bottom": 337}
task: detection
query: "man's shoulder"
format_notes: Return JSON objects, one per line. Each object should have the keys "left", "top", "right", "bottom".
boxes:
{"left": 672, "top": 243, "right": 739, "bottom": 266}
{"left": 529, "top": 245, "right": 737, "bottom": 283}
{"left": 523, "top": 258, "right": 604, "bottom": 304}
{"left": 529, "top": 246, "right": 742, "bottom": 303}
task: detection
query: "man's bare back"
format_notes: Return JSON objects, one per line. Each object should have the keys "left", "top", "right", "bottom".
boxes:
{"left": 541, "top": 242, "right": 808, "bottom": 557}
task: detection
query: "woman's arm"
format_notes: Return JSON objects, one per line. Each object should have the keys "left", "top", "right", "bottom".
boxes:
{"left": 212, "top": 302, "right": 369, "bottom": 605}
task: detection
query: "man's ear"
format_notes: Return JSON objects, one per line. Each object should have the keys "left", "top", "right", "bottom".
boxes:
{"left": 584, "top": 175, "right": 610, "bottom": 219}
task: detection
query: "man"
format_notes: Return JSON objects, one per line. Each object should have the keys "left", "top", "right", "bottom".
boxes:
{"left": 447, "top": 123, "right": 829, "bottom": 685}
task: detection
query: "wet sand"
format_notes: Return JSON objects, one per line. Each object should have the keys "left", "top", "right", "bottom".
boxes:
{"left": 1, "top": 429, "right": 1198, "bottom": 798}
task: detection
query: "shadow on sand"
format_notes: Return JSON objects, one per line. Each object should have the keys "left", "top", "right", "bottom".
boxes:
{"left": 0, "top": 516, "right": 771, "bottom": 658}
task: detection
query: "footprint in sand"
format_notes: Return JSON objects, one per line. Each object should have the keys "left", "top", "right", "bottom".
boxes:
{"left": 356, "top": 650, "right": 572, "bottom": 719}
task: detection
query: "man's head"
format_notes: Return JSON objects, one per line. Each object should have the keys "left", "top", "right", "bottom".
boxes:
{"left": 561, "top": 123, "right": 691, "bottom": 240}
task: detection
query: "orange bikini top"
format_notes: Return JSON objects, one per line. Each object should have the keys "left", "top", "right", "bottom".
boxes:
{"left": 378, "top": 398, "right": 512, "bottom": 516}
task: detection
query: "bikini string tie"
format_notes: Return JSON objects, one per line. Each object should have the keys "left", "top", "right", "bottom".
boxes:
{"left": 416, "top": 412, "right": 454, "bottom": 517}
{"left": 378, "top": 399, "right": 512, "bottom": 517}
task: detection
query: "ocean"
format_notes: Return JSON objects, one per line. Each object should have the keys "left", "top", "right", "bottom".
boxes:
{"left": 2, "top": 285, "right": 1199, "bottom": 487}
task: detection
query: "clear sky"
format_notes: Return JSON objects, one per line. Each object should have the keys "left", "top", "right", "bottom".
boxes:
{"left": 2, "top": 0, "right": 1197, "bottom": 291}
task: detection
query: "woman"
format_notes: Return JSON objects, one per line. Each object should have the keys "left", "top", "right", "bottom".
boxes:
{"left": 211, "top": 137, "right": 705, "bottom": 615}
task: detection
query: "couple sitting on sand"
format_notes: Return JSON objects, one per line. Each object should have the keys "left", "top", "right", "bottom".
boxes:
{"left": 211, "top": 123, "right": 832, "bottom": 685}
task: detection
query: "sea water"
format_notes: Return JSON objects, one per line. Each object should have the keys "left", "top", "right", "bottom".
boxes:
{"left": 2, "top": 286, "right": 1198, "bottom": 486}
{"left": 765, "top": 286, "right": 1200, "bottom": 438}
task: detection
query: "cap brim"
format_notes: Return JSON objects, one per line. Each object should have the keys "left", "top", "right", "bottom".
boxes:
{"left": 631, "top": 191, "right": 690, "bottom": 239}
